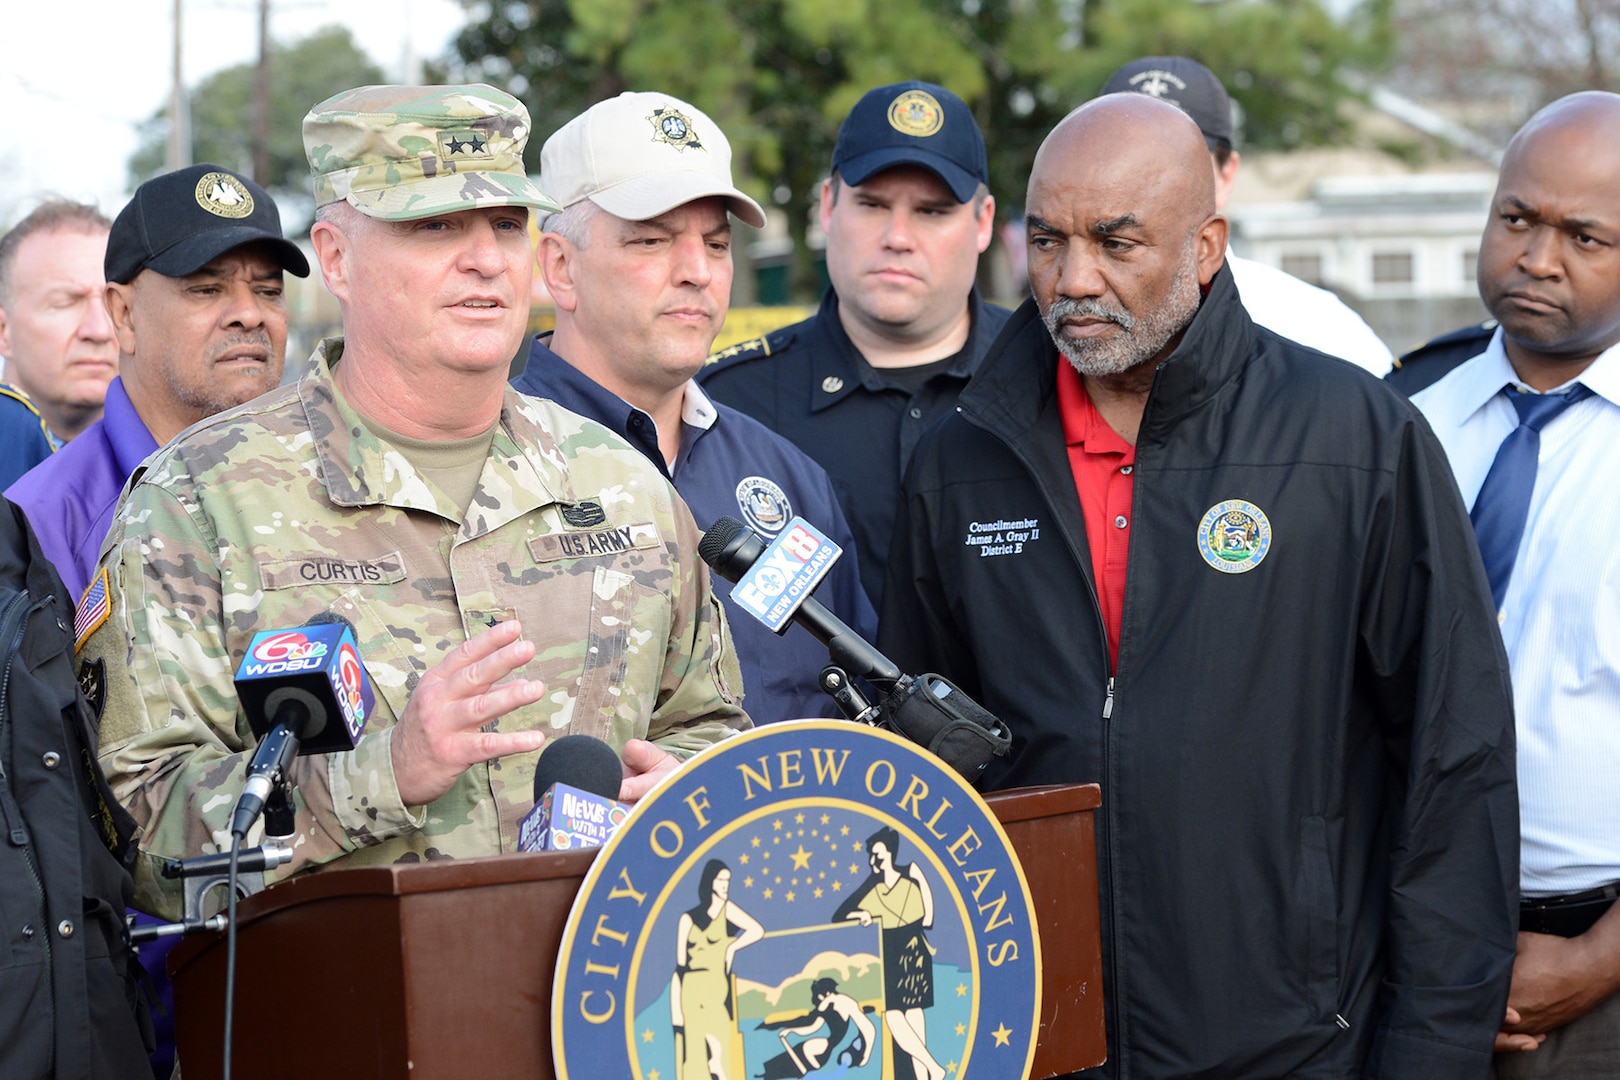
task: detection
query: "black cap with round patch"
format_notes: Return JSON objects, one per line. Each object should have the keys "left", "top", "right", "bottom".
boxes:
{"left": 105, "top": 163, "right": 310, "bottom": 285}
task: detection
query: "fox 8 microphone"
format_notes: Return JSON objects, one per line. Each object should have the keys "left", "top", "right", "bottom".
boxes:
{"left": 699, "top": 516, "right": 1011, "bottom": 781}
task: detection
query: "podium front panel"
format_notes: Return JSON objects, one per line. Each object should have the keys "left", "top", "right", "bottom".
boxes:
{"left": 172, "top": 787, "right": 1103, "bottom": 1077}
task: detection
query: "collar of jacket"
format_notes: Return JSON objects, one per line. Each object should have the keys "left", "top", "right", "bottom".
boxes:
{"left": 808, "top": 285, "right": 995, "bottom": 414}
{"left": 299, "top": 337, "right": 575, "bottom": 531}
{"left": 959, "top": 262, "right": 1254, "bottom": 453}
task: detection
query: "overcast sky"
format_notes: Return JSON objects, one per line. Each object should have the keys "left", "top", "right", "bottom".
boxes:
{"left": 0, "top": 0, "right": 471, "bottom": 223}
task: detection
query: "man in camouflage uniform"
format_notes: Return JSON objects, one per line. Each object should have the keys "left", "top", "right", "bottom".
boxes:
{"left": 83, "top": 84, "right": 748, "bottom": 920}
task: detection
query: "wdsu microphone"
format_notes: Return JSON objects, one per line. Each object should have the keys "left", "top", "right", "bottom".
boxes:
{"left": 518, "top": 734, "right": 630, "bottom": 852}
{"left": 699, "top": 515, "right": 902, "bottom": 688}
{"left": 228, "top": 615, "right": 375, "bottom": 838}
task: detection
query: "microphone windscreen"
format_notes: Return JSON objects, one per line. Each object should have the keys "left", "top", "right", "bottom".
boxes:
{"left": 698, "top": 516, "right": 765, "bottom": 583}
{"left": 698, "top": 515, "right": 748, "bottom": 567}
{"left": 533, "top": 734, "right": 623, "bottom": 804}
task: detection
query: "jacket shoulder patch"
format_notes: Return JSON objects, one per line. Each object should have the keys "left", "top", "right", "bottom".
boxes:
{"left": 705, "top": 325, "right": 799, "bottom": 370}
{"left": 706, "top": 335, "right": 770, "bottom": 367}
{"left": 0, "top": 384, "right": 42, "bottom": 417}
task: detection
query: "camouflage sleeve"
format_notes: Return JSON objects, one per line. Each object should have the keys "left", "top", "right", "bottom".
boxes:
{"left": 644, "top": 493, "right": 751, "bottom": 758}
{"left": 89, "top": 472, "right": 420, "bottom": 919}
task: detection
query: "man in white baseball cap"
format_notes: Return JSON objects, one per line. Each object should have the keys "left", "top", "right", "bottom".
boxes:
{"left": 514, "top": 91, "right": 876, "bottom": 727}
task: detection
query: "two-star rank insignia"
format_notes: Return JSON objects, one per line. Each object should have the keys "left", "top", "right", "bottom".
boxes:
{"left": 438, "top": 130, "right": 492, "bottom": 160}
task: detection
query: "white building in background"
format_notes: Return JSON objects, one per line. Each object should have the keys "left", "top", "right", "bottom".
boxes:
{"left": 1229, "top": 173, "right": 1494, "bottom": 302}
{"left": 1220, "top": 86, "right": 1509, "bottom": 355}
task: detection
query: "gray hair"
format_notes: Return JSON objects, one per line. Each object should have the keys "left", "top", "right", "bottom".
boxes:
{"left": 539, "top": 199, "right": 601, "bottom": 249}
{"left": 313, "top": 200, "right": 364, "bottom": 229}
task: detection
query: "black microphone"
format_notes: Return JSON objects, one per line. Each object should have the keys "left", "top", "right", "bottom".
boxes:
{"left": 698, "top": 516, "right": 903, "bottom": 687}
{"left": 532, "top": 734, "right": 624, "bottom": 804}
{"left": 228, "top": 614, "right": 375, "bottom": 838}
{"left": 519, "top": 735, "right": 629, "bottom": 852}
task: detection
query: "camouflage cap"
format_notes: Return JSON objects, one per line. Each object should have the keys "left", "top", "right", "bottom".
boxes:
{"left": 303, "top": 83, "right": 560, "bottom": 221}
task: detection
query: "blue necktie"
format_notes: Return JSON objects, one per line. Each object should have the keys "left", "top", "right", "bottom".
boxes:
{"left": 1470, "top": 383, "right": 1592, "bottom": 609}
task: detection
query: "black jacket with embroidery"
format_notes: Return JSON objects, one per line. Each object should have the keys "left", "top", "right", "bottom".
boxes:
{"left": 879, "top": 267, "right": 1519, "bottom": 1079}
{"left": 0, "top": 498, "right": 152, "bottom": 1078}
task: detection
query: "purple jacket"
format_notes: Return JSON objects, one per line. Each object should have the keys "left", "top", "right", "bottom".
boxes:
{"left": 5, "top": 377, "right": 157, "bottom": 602}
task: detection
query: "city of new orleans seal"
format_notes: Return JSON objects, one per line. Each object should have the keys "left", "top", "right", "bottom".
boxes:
{"left": 553, "top": 721, "right": 1041, "bottom": 1079}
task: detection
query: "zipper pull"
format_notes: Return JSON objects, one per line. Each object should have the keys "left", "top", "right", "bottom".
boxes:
{"left": 1102, "top": 677, "right": 1115, "bottom": 719}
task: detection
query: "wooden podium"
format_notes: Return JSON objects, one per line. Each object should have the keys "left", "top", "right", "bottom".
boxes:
{"left": 170, "top": 784, "right": 1105, "bottom": 1078}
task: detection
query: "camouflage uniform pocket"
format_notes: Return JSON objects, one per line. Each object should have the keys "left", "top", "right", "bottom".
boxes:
{"left": 570, "top": 565, "right": 669, "bottom": 746}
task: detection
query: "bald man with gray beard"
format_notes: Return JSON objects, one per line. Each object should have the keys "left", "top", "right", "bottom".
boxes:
{"left": 880, "top": 95, "right": 1519, "bottom": 1078}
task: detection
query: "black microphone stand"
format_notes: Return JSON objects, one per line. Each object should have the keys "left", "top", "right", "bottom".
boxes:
{"left": 125, "top": 776, "right": 294, "bottom": 947}
{"left": 818, "top": 664, "right": 886, "bottom": 726}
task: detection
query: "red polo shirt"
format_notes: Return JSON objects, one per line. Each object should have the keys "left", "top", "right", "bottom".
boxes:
{"left": 1056, "top": 359, "right": 1136, "bottom": 672}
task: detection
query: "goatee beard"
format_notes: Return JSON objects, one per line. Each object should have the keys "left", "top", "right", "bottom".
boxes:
{"left": 1042, "top": 255, "right": 1200, "bottom": 378}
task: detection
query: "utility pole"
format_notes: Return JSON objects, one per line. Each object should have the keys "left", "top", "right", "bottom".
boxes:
{"left": 253, "top": 0, "right": 271, "bottom": 185}
{"left": 166, "top": 0, "right": 190, "bottom": 172}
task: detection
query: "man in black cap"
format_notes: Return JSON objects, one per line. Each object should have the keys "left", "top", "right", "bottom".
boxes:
{"left": 699, "top": 81, "right": 1006, "bottom": 606}
{"left": 5, "top": 163, "right": 307, "bottom": 1079}
{"left": 1102, "top": 56, "right": 1395, "bottom": 375}
{"left": 7, "top": 164, "right": 308, "bottom": 603}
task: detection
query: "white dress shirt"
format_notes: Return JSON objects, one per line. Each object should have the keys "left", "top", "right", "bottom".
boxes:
{"left": 1413, "top": 330, "right": 1620, "bottom": 896}
{"left": 1228, "top": 253, "right": 1395, "bottom": 376}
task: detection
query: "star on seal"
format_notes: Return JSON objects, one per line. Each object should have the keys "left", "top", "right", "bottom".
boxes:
{"left": 648, "top": 106, "right": 704, "bottom": 151}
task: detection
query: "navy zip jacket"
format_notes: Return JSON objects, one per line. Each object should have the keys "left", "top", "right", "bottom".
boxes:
{"left": 880, "top": 266, "right": 1519, "bottom": 1079}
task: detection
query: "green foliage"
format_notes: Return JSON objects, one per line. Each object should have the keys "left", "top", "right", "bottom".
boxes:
{"left": 128, "top": 26, "right": 385, "bottom": 203}
{"left": 450, "top": 0, "right": 1391, "bottom": 299}
{"left": 1079, "top": 0, "right": 1387, "bottom": 148}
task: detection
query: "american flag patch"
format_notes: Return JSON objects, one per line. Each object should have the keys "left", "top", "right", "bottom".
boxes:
{"left": 74, "top": 567, "right": 110, "bottom": 653}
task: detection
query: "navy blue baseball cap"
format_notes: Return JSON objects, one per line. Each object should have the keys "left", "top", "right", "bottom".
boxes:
{"left": 831, "top": 81, "right": 988, "bottom": 203}
{"left": 1101, "top": 57, "right": 1234, "bottom": 151}
{"left": 106, "top": 163, "right": 310, "bottom": 285}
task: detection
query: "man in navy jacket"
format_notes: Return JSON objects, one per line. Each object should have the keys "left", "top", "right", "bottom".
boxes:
{"left": 516, "top": 92, "right": 875, "bottom": 724}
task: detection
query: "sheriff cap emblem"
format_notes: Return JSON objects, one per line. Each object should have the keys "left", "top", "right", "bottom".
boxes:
{"left": 648, "top": 104, "right": 704, "bottom": 151}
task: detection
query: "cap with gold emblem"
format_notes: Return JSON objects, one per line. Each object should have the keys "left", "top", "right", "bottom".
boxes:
{"left": 831, "top": 80, "right": 988, "bottom": 203}
{"left": 303, "top": 83, "right": 559, "bottom": 221}
{"left": 538, "top": 90, "right": 766, "bottom": 228}
{"left": 104, "top": 163, "right": 310, "bottom": 285}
